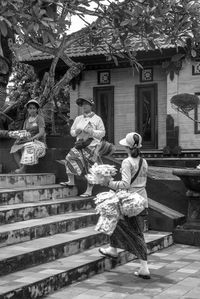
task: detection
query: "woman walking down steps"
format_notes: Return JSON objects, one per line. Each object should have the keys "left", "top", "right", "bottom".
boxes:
{"left": 99, "top": 132, "right": 150, "bottom": 279}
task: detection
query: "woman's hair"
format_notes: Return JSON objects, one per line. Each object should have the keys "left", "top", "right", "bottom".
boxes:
{"left": 129, "top": 133, "right": 140, "bottom": 157}
{"left": 129, "top": 147, "right": 140, "bottom": 158}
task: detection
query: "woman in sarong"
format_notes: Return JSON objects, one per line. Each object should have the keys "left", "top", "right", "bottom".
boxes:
{"left": 60, "top": 97, "right": 105, "bottom": 197}
{"left": 99, "top": 132, "right": 150, "bottom": 279}
{"left": 10, "top": 98, "right": 46, "bottom": 173}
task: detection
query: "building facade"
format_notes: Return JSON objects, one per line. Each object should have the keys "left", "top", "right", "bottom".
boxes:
{"left": 17, "top": 44, "right": 200, "bottom": 151}
{"left": 70, "top": 59, "right": 200, "bottom": 151}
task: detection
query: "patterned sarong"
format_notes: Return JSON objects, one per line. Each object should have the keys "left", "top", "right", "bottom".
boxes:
{"left": 110, "top": 215, "right": 148, "bottom": 260}
{"left": 65, "top": 146, "right": 97, "bottom": 176}
{"left": 20, "top": 140, "right": 46, "bottom": 165}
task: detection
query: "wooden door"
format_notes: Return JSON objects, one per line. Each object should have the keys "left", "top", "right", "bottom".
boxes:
{"left": 93, "top": 86, "right": 114, "bottom": 143}
{"left": 135, "top": 84, "right": 158, "bottom": 148}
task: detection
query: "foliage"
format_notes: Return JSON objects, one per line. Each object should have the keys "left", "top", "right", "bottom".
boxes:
{"left": 9, "top": 60, "right": 41, "bottom": 104}
{"left": 1, "top": 1, "right": 200, "bottom": 70}
{"left": 8, "top": 59, "right": 71, "bottom": 132}
{"left": 5, "top": 59, "right": 41, "bottom": 128}
{"left": 1, "top": 0, "right": 200, "bottom": 131}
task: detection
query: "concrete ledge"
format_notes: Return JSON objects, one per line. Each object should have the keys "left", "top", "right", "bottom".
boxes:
{"left": 0, "top": 173, "right": 55, "bottom": 188}
{"left": 149, "top": 198, "right": 185, "bottom": 232}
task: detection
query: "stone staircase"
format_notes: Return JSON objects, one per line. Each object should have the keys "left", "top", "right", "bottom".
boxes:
{"left": 0, "top": 173, "right": 173, "bottom": 299}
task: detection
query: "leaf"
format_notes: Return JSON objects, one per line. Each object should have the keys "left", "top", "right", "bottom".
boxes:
{"left": 0, "top": 21, "right": 8, "bottom": 36}
{"left": 41, "top": 20, "right": 49, "bottom": 27}
{"left": 42, "top": 32, "right": 48, "bottom": 44}
{"left": 106, "top": 55, "right": 112, "bottom": 61}
{"left": 2, "top": 11, "right": 15, "bottom": 17}
{"left": 1, "top": 0, "right": 7, "bottom": 6}
{"left": 148, "top": 40, "right": 156, "bottom": 50}
{"left": 171, "top": 54, "right": 185, "bottom": 62}
{"left": 162, "top": 61, "right": 170, "bottom": 69}
{"left": 116, "top": 52, "right": 125, "bottom": 59}
{"left": 120, "top": 20, "right": 130, "bottom": 26}
{"left": 169, "top": 70, "right": 174, "bottom": 81}
{"left": 112, "top": 55, "right": 118, "bottom": 66}
{"left": 39, "top": 9, "right": 47, "bottom": 18}
{"left": 47, "top": 32, "right": 55, "bottom": 45}
{"left": 33, "top": 23, "right": 39, "bottom": 33}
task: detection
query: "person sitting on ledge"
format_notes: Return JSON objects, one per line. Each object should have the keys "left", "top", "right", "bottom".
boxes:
{"left": 60, "top": 97, "right": 105, "bottom": 197}
{"left": 10, "top": 98, "right": 46, "bottom": 173}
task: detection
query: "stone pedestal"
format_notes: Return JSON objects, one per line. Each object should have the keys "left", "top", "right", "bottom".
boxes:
{"left": 173, "top": 168, "right": 200, "bottom": 245}
{"left": 184, "top": 190, "right": 200, "bottom": 229}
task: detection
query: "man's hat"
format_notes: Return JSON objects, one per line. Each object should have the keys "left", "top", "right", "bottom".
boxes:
{"left": 76, "top": 97, "right": 94, "bottom": 106}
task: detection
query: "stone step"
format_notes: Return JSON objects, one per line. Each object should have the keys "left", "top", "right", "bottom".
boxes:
{"left": 0, "top": 231, "right": 173, "bottom": 299}
{"left": 0, "top": 184, "right": 77, "bottom": 205}
{"left": 0, "top": 173, "right": 55, "bottom": 188}
{"left": 0, "top": 226, "right": 108, "bottom": 276}
{"left": 0, "top": 210, "right": 97, "bottom": 247}
{"left": 0, "top": 196, "right": 94, "bottom": 224}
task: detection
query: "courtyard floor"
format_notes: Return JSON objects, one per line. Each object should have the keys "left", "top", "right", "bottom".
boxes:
{"left": 45, "top": 243, "right": 200, "bottom": 299}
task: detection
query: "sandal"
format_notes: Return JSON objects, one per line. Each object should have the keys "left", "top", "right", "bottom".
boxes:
{"left": 60, "top": 182, "right": 74, "bottom": 187}
{"left": 134, "top": 271, "right": 151, "bottom": 280}
{"left": 79, "top": 193, "right": 92, "bottom": 198}
{"left": 99, "top": 248, "right": 118, "bottom": 259}
{"left": 56, "top": 160, "right": 66, "bottom": 166}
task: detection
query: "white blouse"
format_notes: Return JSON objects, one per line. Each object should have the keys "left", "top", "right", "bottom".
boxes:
{"left": 109, "top": 156, "right": 148, "bottom": 206}
{"left": 70, "top": 113, "right": 105, "bottom": 147}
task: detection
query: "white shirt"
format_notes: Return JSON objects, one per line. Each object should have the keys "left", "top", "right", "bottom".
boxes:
{"left": 109, "top": 156, "right": 148, "bottom": 207}
{"left": 70, "top": 113, "right": 105, "bottom": 147}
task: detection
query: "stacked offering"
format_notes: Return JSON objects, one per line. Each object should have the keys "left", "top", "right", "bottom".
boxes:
{"left": 86, "top": 163, "right": 117, "bottom": 185}
{"left": 94, "top": 189, "right": 146, "bottom": 235}
{"left": 8, "top": 130, "right": 31, "bottom": 139}
{"left": 94, "top": 190, "right": 120, "bottom": 235}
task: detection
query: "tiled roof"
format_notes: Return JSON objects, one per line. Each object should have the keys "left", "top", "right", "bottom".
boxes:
{"left": 16, "top": 36, "right": 178, "bottom": 62}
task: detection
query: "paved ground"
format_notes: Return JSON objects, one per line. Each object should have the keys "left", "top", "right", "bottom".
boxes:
{"left": 45, "top": 244, "right": 200, "bottom": 299}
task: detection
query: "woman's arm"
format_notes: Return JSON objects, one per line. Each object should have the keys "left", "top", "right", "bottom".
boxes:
{"left": 91, "top": 117, "right": 105, "bottom": 140}
{"left": 108, "top": 160, "right": 131, "bottom": 190}
{"left": 30, "top": 116, "right": 45, "bottom": 140}
{"left": 70, "top": 116, "right": 83, "bottom": 137}
{"left": 31, "top": 127, "right": 45, "bottom": 140}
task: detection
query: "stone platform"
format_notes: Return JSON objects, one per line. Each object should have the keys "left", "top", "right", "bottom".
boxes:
{"left": 0, "top": 172, "right": 174, "bottom": 299}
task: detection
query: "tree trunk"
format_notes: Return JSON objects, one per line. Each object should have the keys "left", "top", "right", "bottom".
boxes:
{"left": 0, "top": 31, "right": 14, "bottom": 109}
{"left": 0, "top": 83, "right": 7, "bottom": 109}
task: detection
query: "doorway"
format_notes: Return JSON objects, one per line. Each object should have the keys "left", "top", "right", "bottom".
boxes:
{"left": 93, "top": 86, "right": 114, "bottom": 143}
{"left": 135, "top": 84, "right": 158, "bottom": 148}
